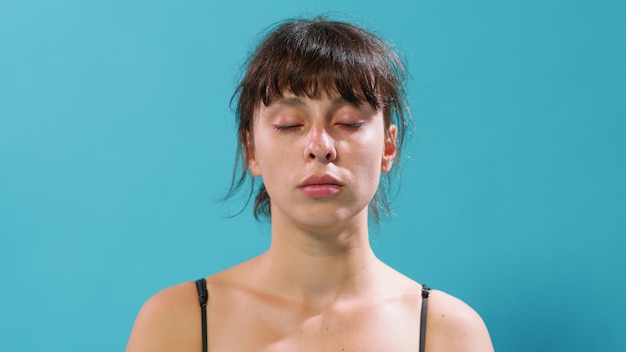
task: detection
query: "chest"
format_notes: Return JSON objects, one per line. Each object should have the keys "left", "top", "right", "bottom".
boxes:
{"left": 207, "top": 298, "right": 423, "bottom": 352}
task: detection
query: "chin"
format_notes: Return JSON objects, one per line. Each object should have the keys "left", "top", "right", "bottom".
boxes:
{"left": 284, "top": 204, "right": 368, "bottom": 231}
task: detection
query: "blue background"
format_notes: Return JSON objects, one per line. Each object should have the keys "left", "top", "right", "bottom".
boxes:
{"left": 1, "top": 0, "right": 624, "bottom": 351}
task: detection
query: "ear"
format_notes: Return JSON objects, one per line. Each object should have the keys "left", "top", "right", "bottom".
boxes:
{"left": 245, "top": 131, "right": 261, "bottom": 176}
{"left": 381, "top": 124, "right": 397, "bottom": 174}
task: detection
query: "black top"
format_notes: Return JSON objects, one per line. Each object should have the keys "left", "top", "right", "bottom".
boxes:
{"left": 195, "top": 278, "right": 431, "bottom": 352}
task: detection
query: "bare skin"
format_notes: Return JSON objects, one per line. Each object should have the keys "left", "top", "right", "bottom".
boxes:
{"left": 127, "top": 95, "right": 494, "bottom": 351}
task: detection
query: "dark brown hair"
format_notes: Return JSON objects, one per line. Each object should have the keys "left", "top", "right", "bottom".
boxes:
{"left": 227, "top": 17, "right": 411, "bottom": 221}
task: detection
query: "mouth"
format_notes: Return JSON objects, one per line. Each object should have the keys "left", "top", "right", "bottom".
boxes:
{"left": 298, "top": 174, "right": 343, "bottom": 197}
{"left": 299, "top": 174, "right": 342, "bottom": 187}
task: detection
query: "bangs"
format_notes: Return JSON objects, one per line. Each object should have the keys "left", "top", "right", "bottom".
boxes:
{"left": 262, "top": 39, "right": 382, "bottom": 109}
{"left": 240, "top": 19, "right": 403, "bottom": 112}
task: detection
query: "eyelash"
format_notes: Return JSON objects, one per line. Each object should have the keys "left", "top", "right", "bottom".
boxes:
{"left": 273, "top": 125, "right": 302, "bottom": 132}
{"left": 340, "top": 122, "right": 364, "bottom": 129}
{"left": 273, "top": 122, "right": 364, "bottom": 132}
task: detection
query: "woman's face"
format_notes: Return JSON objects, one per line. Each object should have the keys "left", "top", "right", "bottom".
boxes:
{"left": 247, "top": 93, "right": 397, "bottom": 230}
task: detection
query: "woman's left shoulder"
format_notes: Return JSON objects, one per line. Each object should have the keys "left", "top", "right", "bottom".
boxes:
{"left": 425, "top": 288, "right": 494, "bottom": 352}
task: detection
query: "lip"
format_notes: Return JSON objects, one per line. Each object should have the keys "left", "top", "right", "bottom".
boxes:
{"left": 299, "top": 174, "right": 343, "bottom": 187}
{"left": 298, "top": 174, "right": 343, "bottom": 197}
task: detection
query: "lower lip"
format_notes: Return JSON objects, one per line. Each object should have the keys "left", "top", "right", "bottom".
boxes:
{"left": 299, "top": 184, "right": 342, "bottom": 197}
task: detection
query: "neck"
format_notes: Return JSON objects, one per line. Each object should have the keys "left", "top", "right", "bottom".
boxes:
{"left": 256, "top": 208, "right": 381, "bottom": 308}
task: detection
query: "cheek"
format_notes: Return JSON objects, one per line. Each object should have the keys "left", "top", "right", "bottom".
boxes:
{"left": 254, "top": 138, "right": 293, "bottom": 177}
{"left": 348, "top": 139, "right": 385, "bottom": 179}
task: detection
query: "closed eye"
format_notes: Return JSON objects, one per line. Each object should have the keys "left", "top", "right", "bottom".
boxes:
{"left": 339, "top": 122, "right": 364, "bottom": 129}
{"left": 273, "top": 124, "right": 302, "bottom": 132}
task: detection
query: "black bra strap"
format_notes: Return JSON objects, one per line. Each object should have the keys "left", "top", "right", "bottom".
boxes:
{"left": 195, "top": 278, "right": 208, "bottom": 352}
{"left": 419, "top": 284, "right": 430, "bottom": 352}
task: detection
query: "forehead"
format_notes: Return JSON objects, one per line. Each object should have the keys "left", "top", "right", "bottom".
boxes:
{"left": 257, "top": 92, "right": 378, "bottom": 115}
{"left": 265, "top": 93, "right": 357, "bottom": 108}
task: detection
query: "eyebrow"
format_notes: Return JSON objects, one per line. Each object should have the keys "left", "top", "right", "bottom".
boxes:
{"left": 273, "top": 96, "right": 306, "bottom": 107}
{"left": 273, "top": 96, "right": 356, "bottom": 107}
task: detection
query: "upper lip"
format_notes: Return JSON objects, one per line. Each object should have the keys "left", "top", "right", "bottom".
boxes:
{"left": 298, "top": 174, "right": 343, "bottom": 187}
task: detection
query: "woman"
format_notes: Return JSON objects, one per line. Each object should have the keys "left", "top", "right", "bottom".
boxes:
{"left": 127, "top": 17, "right": 493, "bottom": 352}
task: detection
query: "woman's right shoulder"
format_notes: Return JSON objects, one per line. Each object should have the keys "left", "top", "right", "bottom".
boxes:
{"left": 126, "top": 280, "right": 203, "bottom": 352}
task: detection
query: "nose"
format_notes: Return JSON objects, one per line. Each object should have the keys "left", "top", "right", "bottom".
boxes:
{"left": 304, "top": 124, "right": 337, "bottom": 162}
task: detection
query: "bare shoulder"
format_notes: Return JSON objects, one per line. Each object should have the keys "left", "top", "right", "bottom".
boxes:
{"left": 126, "top": 281, "right": 202, "bottom": 352}
{"left": 426, "top": 289, "right": 494, "bottom": 352}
